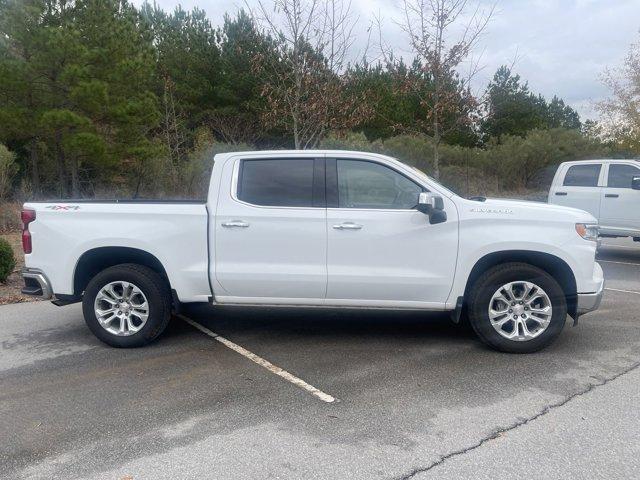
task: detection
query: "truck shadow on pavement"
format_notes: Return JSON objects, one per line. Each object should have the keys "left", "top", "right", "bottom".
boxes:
{"left": 181, "top": 303, "right": 474, "bottom": 340}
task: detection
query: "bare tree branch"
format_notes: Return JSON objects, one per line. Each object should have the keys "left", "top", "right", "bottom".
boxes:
{"left": 398, "top": 0, "right": 495, "bottom": 178}
{"left": 250, "top": 0, "right": 369, "bottom": 149}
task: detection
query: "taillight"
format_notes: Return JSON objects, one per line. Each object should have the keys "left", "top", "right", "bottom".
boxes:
{"left": 21, "top": 209, "right": 36, "bottom": 254}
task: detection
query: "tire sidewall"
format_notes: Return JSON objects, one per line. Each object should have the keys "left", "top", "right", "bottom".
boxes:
{"left": 469, "top": 264, "right": 567, "bottom": 353}
{"left": 82, "top": 265, "right": 170, "bottom": 348}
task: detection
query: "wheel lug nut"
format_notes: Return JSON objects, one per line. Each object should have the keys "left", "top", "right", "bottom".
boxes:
{"left": 521, "top": 314, "right": 526, "bottom": 318}
{"left": 508, "top": 309, "right": 513, "bottom": 313}
{"left": 511, "top": 302, "right": 515, "bottom": 306}
{"left": 513, "top": 314, "right": 518, "bottom": 319}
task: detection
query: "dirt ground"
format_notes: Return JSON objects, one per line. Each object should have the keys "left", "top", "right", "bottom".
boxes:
{"left": 0, "top": 232, "right": 38, "bottom": 305}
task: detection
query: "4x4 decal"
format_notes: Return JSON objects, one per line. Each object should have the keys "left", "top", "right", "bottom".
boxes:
{"left": 45, "top": 205, "right": 80, "bottom": 211}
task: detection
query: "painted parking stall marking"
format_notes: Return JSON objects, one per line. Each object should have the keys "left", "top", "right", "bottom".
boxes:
{"left": 599, "top": 260, "right": 640, "bottom": 267}
{"left": 180, "top": 315, "right": 337, "bottom": 403}
{"left": 602, "top": 244, "right": 640, "bottom": 250}
{"left": 605, "top": 287, "right": 640, "bottom": 296}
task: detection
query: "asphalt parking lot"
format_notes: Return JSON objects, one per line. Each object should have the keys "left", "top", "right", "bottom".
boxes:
{"left": 2, "top": 239, "right": 640, "bottom": 479}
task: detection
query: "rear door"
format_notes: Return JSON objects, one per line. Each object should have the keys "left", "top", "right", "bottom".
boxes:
{"left": 550, "top": 163, "right": 603, "bottom": 219}
{"left": 324, "top": 157, "right": 458, "bottom": 307}
{"left": 214, "top": 155, "right": 327, "bottom": 302}
{"left": 599, "top": 162, "right": 640, "bottom": 234}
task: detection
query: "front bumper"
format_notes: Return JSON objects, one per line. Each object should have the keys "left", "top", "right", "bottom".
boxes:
{"left": 21, "top": 268, "right": 53, "bottom": 299}
{"left": 576, "top": 262, "right": 604, "bottom": 316}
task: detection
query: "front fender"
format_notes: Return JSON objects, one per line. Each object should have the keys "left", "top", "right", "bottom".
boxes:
{"left": 447, "top": 217, "right": 594, "bottom": 305}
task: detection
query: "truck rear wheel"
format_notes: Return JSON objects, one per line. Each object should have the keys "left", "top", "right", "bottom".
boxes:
{"left": 82, "top": 264, "right": 172, "bottom": 348}
{"left": 468, "top": 262, "right": 567, "bottom": 353}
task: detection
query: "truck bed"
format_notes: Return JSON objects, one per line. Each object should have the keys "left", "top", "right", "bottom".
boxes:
{"left": 23, "top": 200, "right": 212, "bottom": 303}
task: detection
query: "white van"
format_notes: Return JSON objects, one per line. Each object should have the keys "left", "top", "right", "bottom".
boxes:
{"left": 549, "top": 159, "right": 640, "bottom": 240}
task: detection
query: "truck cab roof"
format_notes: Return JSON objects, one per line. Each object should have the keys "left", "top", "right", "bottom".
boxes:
{"left": 558, "top": 158, "right": 640, "bottom": 166}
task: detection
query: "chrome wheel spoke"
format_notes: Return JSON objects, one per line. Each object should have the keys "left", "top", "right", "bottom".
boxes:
{"left": 126, "top": 316, "right": 141, "bottom": 333}
{"left": 98, "top": 312, "right": 117, "bottom": 326}
{"left": 511, "top": 283, "right": 534, "bottom": 300}
{"left": 130, "top": 294, "right": 146, "bottom": 308}
{"left": 131, "top": 310, "right": 148, "bottom": 322}
{"left": 502, "top": 286, "right": 516, "bottom": 302}
{"left": 489, "top": 307, "right": 509, "bottom": 318}
{"left": 529, "top": 305, "right": 551, "bottom": 316}
{"left": 505, "top": 320, "right": 522, "bottom": 339}
{"left": 96, "top": 307, "right": 117, "bottom": 318}
{"left": 107, "top": 284, "right": 123, "bottom": 301}
{"left": 98, "top": 286, "right": 120, "bottom": 305}
{"left": 494, "top": 316, "right": 513, "bottom": 328}
{"left": 121, "top": 282, "right": 132, "bottom": 300}
{"left": 519, "top": 319, "right": 533, "bottom": 339}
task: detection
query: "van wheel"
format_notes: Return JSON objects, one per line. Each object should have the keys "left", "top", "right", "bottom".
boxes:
{"left": 82, "top": 264, "right": 171, "bottom": 348}
{"left": 468, "top": 263, "right": 567, "bottom": 353}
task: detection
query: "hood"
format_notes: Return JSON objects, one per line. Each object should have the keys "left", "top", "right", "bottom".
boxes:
{"left": 461, "top": 197, "right": 597, "bottom": 223}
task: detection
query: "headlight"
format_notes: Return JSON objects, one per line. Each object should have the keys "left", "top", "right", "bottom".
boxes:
{"left": 575, "top": 223, "right": 599, "bottom": 242}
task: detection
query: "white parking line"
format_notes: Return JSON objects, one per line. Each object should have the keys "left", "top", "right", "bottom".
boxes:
{"left": 180, "top": 315, "right": 337, "bottom": 403}
{"left": 601, "top": 244, "right": 640, "bottom": 250}
{"left": 605, "top": 287, "right": 640, "bottom": 295}
{"left": 599, "top": 260, "right": 640, "bottom": 266}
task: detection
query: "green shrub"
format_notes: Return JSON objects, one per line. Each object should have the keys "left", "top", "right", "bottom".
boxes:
{"left": 383, "top": 134, "right": 434, "bottom": 172}
{"left": 320, "top": 131, "right": 383, "bottom": 152}
{"left": 180, "top": 132, "right": 254, "bottom": 199}
{"left": 0, "top": 237, "right": 16, "bottom": 283}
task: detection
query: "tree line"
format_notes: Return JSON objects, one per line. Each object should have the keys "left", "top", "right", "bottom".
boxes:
{"left": 0, "top": 0, "right": 636, "bottom": 201}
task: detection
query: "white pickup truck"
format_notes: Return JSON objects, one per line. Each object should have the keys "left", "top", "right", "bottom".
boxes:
{"left": 21, "top": 150, "right": 604, "bottom": 353}
{"left": 549, "top": 159, "right": 640, "bottom": 240}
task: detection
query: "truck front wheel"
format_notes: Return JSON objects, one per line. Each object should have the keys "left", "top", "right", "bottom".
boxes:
{"left": 82, "top": 264, "right": 172, "bottom": 348}
{"left": 468, "top": 262, "right": 567, "bottom": 353}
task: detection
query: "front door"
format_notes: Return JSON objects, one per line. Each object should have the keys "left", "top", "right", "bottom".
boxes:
{"left": 551, "top": 163, "right": 603, "bottom": 219}
{"left": 600, "top": 162, "right": 640, "bottom": 234}
{"left": 325, "top": 158, "right": 458, "bottom": 308}
{"left": 214, "top": 156, "right": 327, "bottom": 302}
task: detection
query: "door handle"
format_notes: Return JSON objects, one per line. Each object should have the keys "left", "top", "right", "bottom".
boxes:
{"left": 221, "top": 221, "right": 250, "bottom": 228}
{"left": 605, "top": 193, "right": 619, "bottom": 198}
{"left": 333, "top": 222, "right": 363, "bottom": 230}
{"left": 555, "top": 192, "right": 567, "bottom": 196}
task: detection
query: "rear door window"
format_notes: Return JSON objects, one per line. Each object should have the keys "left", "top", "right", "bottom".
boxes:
{"left": 563, "top": 164, "right": 601, "bottom": 187}
{"left": 238, "top": 159, "right": 316, "bottom": 207}
{"left": 607, "top": 164, "right": 640, "bottom": 188}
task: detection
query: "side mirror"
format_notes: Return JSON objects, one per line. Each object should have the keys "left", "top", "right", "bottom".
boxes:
{"left": 632, "top": 176, "right": 640, "bottom": 190}
{"left": 417, "top": 192, "right": 447, "bottom": 224}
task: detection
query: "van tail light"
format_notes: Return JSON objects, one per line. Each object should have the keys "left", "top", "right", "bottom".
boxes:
{"left": 21, "top": 209, "right": 36, "bottom": 254}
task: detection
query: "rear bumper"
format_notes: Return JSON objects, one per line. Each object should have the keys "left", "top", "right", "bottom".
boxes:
{"left": 21, "top": 268, "right": 53, "bottom": 299}
{"left": 576, "top": 262, "right": 604, "bottom": 316}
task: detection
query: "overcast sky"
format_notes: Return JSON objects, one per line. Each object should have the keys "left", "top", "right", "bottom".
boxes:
{"left": 138, "top": 0, "right": 640, "bottom": 122}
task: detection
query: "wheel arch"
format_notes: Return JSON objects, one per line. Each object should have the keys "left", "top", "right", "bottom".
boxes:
{"left": 464, "top": 250, "right": 578, "bottom": 319}
{"left": 73, "top": 247, "right": 170, "bottom": 298}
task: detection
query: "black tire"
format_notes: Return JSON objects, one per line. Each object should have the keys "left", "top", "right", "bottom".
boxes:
{"left": 468, "top": 262, "right": 567, "bottom": 353}
{"left": 82, "top": 264, "right": 172, "bottom": 348}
